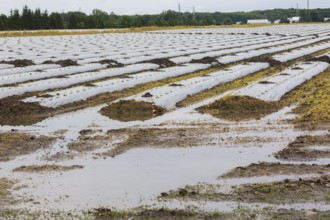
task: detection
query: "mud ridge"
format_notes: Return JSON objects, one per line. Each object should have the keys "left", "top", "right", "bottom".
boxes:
{"left": 0, "top": 132, "right": 55, "bottom": 161}
{"left": 275, "top": 134, "right": 330, "bottom": 161}
{"left": 95, "top": 59, "right": 124, "bottom": 68}
{"left": 43, "top": 59, "right": 79, "bottom": 67}
{"left": 142, "top": 58, "right": 176, "bottom": 68}
{"left": 190, "top": 56, "right": 222, "bottom": 66}
{"left": 197, "top": 95, "right": 279, "bottom": 121}
{"left": 221, "top": 162, "right": 330, "bottom": 178}
{"left": 0, "top": 59, "right": 35, "bottom": 67}
{"left": 100, "top": 100, "right": 165, "bottom": 122}
{"left": 0, "top": 97, "right": 54, "bottom": 126}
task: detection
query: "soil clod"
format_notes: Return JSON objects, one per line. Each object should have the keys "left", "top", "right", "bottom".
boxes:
{"left": 142, "top": 92, "right": 153, "bottom": 98}
{"left": 143, "top": 58, "right": 176, "bottom": 68}
{"left": 100, "top": 100, "right": 165, "bottom": 122}
{"left": 0, "top": 97, "right": 54, "bottom": 126}
{"left": 96, "top": 59, "right": 124, "bottom": 68}
{"left": 43, "top": 59, "right": 79, "bottom": 67}
{"left": 0, "top": 59, "right": 35, "bottom": 67}
{"left": 190, "top": 56, "right": 221, "bottom": 66}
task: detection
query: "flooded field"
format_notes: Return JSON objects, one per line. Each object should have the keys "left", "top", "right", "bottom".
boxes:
{"left": 0, "top": 24, "right": 330, "bottom": 219}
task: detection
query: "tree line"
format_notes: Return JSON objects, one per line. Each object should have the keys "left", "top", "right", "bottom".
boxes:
{"left": 0, "top": 5, "right": 329, "bottom": 30}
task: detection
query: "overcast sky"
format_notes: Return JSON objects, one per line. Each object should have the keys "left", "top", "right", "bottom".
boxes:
{"left": 1, "top": 0, "right": 329, "bottom": 15}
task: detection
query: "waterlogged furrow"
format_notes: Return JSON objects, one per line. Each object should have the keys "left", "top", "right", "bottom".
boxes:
{"left": 127, "top": 62, "right": 269, "bottom": 109}
{"left": 24, "top": 63, "right": 211, "bottom": 108}
{"left": 234, "top": 61, "right": 329, "bottom": 101}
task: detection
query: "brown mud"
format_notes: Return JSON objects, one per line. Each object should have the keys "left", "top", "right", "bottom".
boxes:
{"left": 246, "top": 57, "right": 284, "bottom": 68}
{"left": 90, "top": 206, "right": 330, "bottom": 220}
{"left": 221, "top": 162, "right": 330, "bottom": 178}
{"left": 94, "top": 59, "right": 124, "bottom": 68}
{"left": 307, "top": 55, "right": 330, "bottom": 63}
{"left": 142, "top": 58, "right": 176, "bottom": 68}
{"left": 100, "top": 100, "right": 165, "bottom": 122}
{"left": 0, "top": 178, "right": 16, "bottom": 210}
{"left": 162, "top": 175, "right": 330, "bottom": 204}
{"left": 0, "top": 59, "right": 35, "bottom": 67}
{"left": 13, "top": 164, "right": 83, "bottom": 173}
{"left": 275, "top": 134, "right": 330, "bottom": 161}
{"left": 90, "top": 207, "right": 231, "bottom": 220}
{"left": 0, "top": 96, "right": 54, "bottom": 126}
{"left": 197, "top": 96, "right": 279, "bottom": 121}
{"left": 68, "top": 134, "right": 116, "bottom": 153}
{"left": 190, "top": 56, "right": 222, "bottom": 66}
{"left": 0, "top": 132, "right": 55, "bottom": 161}
{"left": 42, "top": 59, "right": 79, "bottom": 67}
{"left": 92, "top": 126, "right": 282, "bottom": 158}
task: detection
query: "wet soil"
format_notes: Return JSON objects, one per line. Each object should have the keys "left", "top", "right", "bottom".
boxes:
{"left": 275, "top": 134, "right": 330, "bottom": 161}
{"left": 142, "top": 92, "right": 154, "bottom": 97}
{"left": 91, "top": 207, "right": 330, "bottom": 220}
{"left": 0, "top": 59, "right": 35, "bottom": 67}
{"left": 308, "top": 55, "right": 330, "bottom": 63}
{"left": 0, "top": 132, "right": 55, "bottom": 161}
{"left": 43, "top": 59, "right": 79, "bottom": 67}
{"left": 65, "top": 124, "right": 284, "bottom": 160}
{"left": 197, "top": 95, "right": 279, "bottom": 121}
{"left": 0, "top": 178, "right": 16, "bottom": 210}
{"left": 94, "top": 59, "right": 124, "bottom": 68}
{"left": 100, "top": 128, "right": 204, "bottom": 157}
{"left": 90, "top": 207, "right": 230, "bottom": 220}
{"left": 68, "top": 134, "right": 116, "bottom": 153}
{"left": 13, "top": 164, "right": 83, "bottom": 173}
{"left": 190, "top": 56, "right": 222, "bottom": 66}
{"left": 142, "top": 58, "right": 176, "bottom": 68}
{"left": 221, "top": 162, "right": 330, "bottom": 178}
{"left": 225, "top": 175, "right": 330, "bottom": 204}
{"left": 0, "top": 96, "right": 54, "bottom": 126}
{"left": 100, "top": 100, "right": 165, "bottom": 122}
{"left": 246, "top": 57, "right": 284, "bottom": 68}
{"left": 163, "top": 175, "right": 330, "bottom": 204}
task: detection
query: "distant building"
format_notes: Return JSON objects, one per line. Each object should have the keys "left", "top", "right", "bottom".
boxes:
{"left": 273, "top": 19, "right": 281, "bottom": 24}
{"left": 247, "top": 19, "right": 270, "bottom": 24}
{"left": 236, "top": 21, "right": 242, "bottom": 25}
{"left": 288, "top": 17, "right": 301, "bottom": 23}
{"left": 325, "top": 18, "right": 330, "bottom": 22}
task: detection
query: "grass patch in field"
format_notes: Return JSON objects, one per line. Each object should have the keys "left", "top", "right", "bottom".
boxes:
{"left": 279, "top": 66, "right": 330, "bottom": 129}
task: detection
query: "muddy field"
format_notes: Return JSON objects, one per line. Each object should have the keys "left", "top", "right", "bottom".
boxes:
{"left": 0, "top": 24, "right": 330, "bottom": 219}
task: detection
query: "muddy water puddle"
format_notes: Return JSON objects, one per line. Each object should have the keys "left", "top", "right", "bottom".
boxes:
{"left": 0, "top": 100, "right": 315, "bottom": 213}
{"left": 8, "top": 144, "right": 280, "bottom": 211}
